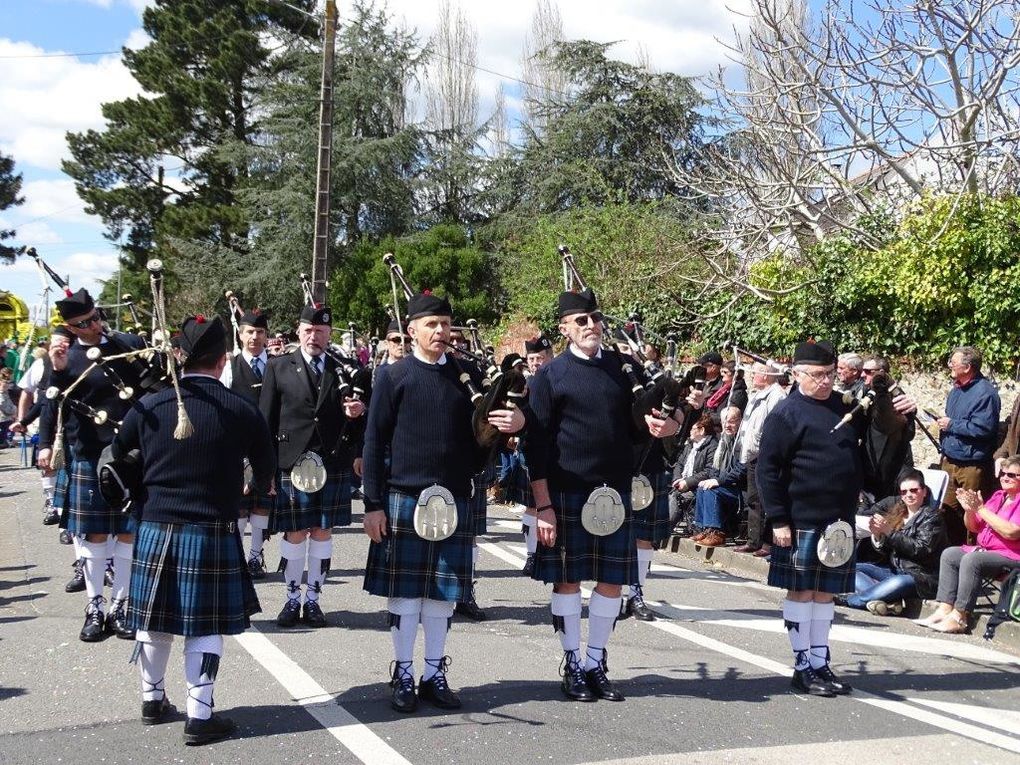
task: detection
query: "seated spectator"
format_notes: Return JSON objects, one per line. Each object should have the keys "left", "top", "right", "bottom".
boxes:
{"left": 842, "top": 469, "right": 946, "bottom": 615}
{"left": 670, "top": 413, "right": 719, "bottom": 533}
{"left": 916, "top": 455, "right": 1020, "bottom": 633}
{"left": 691, "top": 406, "right": 743, "bottom": 547}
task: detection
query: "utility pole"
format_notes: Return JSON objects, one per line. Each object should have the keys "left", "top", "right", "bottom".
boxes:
{"left": 310, "top": 0, "right": 338, "bottom": 307}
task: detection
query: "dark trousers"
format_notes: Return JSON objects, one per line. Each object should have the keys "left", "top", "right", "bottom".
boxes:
{"left": 745, "top": 460, "right": 766, "bottom": 547}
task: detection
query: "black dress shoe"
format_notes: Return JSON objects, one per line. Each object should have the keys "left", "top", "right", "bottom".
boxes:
{"left": 618, "top": 597, "right": 632, "bottom": 620}
{"left": 65, "top": 560, "right": 86, "bottom": 593}
{"left": 521, "top": 553, "right": 536, "bottom": 577}
{"left": 390, "top": 662, "right": 417, "bottom": 713}
{"left": 418, "top": 661, "right": 462, "bottom": 709}
{"left": 247, "top": 553, "right": 266, "bottom": 581}
{"left": 814, "top": 664, "right": 852, "bottom": 695}
{"left": 59, "top": 529, "right": 73, "bottom": 545}
{"left": 560, "top": 652, "right": 596, "bottom": 702}
{"left": 585, "top": 650, "right": 624, "bottom": 701}
{"left": 790, "top": 667, "right": 836, "bottom": 697}
{"left": 183, "top": 714, "right": 236, "bottom": 745}
{"left": 454, "top": 584, "right": 486, "bottom": 621}
{"left": 141, "top": 695, "right": 173, "bottom": 725}
{"left": 276, "top": 598, "right": 302, "bottom": 628}
{"left": 42, "top": 503, "right": 60, "bottom": 525}
{"left": 79, "top": 601, "right": 106, "bottom": 642}
{"left": 104, "top": 564, "right": 115, "bottom": 588}
{"left": 302, "top": 600, "right": 328, "bottom": 628}
{"left": 107, "top": 600, "right": 136, "bottom": 640}
{"left": 628, "top": 587, "right": 656, "bottom": 622}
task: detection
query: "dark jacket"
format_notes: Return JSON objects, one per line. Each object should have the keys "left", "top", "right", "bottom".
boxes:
{"left": 672, "top": 434, "right": 719, "bottom": 487}
{"left": 873, "top": 504, "right": 947, "bottom": 598}
{"left": 941, "top": 374, "right": 1000, "bottom": 464}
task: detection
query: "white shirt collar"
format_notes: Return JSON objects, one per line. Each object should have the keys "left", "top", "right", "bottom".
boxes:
{"left": 241, "top": 349, "right": 268, "bottom": 365}
{"left": 412, "top": 349, "right": 447, "bottom": 365}
{"left": 568, "top": 343, "right": 601, "bottom": 360}
{"left": 300, "top": 350, "right": 323, "bottom": 368}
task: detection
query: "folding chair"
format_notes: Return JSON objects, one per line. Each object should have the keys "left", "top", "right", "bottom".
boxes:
{"left": 919, "top": 467, "right": 950, "bottom": 507}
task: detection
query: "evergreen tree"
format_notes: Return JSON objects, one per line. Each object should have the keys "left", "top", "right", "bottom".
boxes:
{"left": 0, "top": 152, "right": 25, "bottom": 264}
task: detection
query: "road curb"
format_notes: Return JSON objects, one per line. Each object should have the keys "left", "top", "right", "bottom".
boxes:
{"left": 667, "top": 535, "right": 1020, "bottom": 654}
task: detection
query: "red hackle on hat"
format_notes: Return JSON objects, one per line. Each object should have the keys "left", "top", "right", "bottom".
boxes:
{"left": 195, "top": 314, "right": 205, "bottom": 324}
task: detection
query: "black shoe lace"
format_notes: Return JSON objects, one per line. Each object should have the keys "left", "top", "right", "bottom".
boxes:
{"left": 85, "top": 595, "right": 105, "bottom": 619}
{"left": 559, "top": 651, "right": 586, "bottom": 684}
{"left": 390, "top": 660, "right": 415, "bottom": 690}
{"left": 424, "top": 656, "right": 452, "bottom": 690}
{"left": 632, "top": 586, "right": 646, "bottom": 609}
{"left": 305, "top": 600, "right": 322, "bottom": 616}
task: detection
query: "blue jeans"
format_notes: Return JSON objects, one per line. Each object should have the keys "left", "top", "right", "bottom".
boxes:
{"left": 694, "top": 485, "right": 739, "bottom": 530}
{"left": 846, "top": 562, "right": 917, "bottom": 608}
{"left": 498, "top": 449, "right": 520, "bottom": 484}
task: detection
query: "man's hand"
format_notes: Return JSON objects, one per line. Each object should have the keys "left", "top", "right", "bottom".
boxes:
{"left": 686, "top": 389, "right": 705, "bottom": 410}
{"left": 671, "top": 478, "right": 688, "bottom": 492}
{"left": 49, "top": 343, "right": 68, "bottom": 372}
{"left": 772, "top": 524, "right": 792, "bottom": 547}
{"left": 698, "top": 478, "right": 719, "bottom": 490}
{"left": 536, "top": 506, "right": 557, "bottom": 547}
{"left": 891, "top": 392, "right": 917, "bottom": 415}
{"left": 488, "top": 407, "right": 525, "bottom": 434}
{"left": 267, "top": 478, "right": 276, "bottom": 497}
{"left": 936, "top": 416, "right": 951, "bottom": 431}
{"left": 8, "top": 422, "right": 25, "bottom": 435}
{"left": 353, "top": 457, "right": 363, "bottom": 478}
{"left": 363, "top": 509, "right": 388, "bottom": 543}
{"left": 645, "top": 409, "right": 679, "bottom": 438}
{"left": 343, "top": 398, "right": 366, "bottom": 419}
{"left": 37, "top": 447, "right": 52, "bottom": 471}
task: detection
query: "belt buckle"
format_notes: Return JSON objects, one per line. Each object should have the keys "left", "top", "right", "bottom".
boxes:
{"left": 226, "top": 520, "right": 237, "bottom": 534}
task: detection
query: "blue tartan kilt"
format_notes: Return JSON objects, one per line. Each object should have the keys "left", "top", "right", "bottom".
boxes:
{"left": 470, "top": 463, "right": 498, "bottom": 536}
{"left": 767, "top": 527, "right": 856, "bottom": 594}
{"left": 53, "top": 466, "right": 70, "bottom": 511}
{"left": 238, "top": 487, "right": 274, "bottom": 518}
{"left": 363, "top": 490, "right": 474, "bottom": 602}
{"left": 532, "top": 489, "right": 638, "bottom": 586}
{"left": 633, "top": 470, "right": 673, "bottom": 545}
{"left": 127, "top": 520, "right": 260, "bottom": 636}
{"left": 505, "top": 457, "right": 535, "bottom": 509}
{"left": 65, "top": 457, "right": 136, "bottom": 536}
{"left": 272, "top": 467, "right": 351, "bottom": 532}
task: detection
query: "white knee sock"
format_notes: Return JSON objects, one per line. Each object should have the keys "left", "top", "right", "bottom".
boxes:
{"left": 279, "top": 539, "right": 306, "bottom": 600}
{"left": 388, "top": 597, "right": 422, "bottom": 676}
{"left": 585, "top": 591, "right": 619, "bottom": 671}
{"left": 472, "top": 545, "right": 479, "bottom": 575}
{"left": 237, "top": 515, "right": 248, "bottom": 540}
{"left": 551, "top": 591, "right": 582, "bottom": 664}
{"left": 41, "top": 473, "right": 55, "bottom": 502}
{"left": 421, "top": 599, "right": 456, "bottom": 680}
{"left": 306, "top": 539, "right": 332, "bottom": 602}
{"left": 783, "top": 599, "right": 813, "bottom": 670}
{"left": 72, "top": 535, "right": 83, "bottom": 561}
{"left": 111, "top": 540, "right": 133, "bottom": 603}
{"left": 184, "top": 634, "right": 223, "bottom": 720}
{"left": 631, "top": 547, "right": 654, "bottom": 597}
{"left": 80, "top": 540, "right": 109, "bottom": 604}
{"left": 249, "top": 514, "right": 270, "bottom": 557}
{"left": 523, "top": 514, "right": 538, "bottom": 554}
{"left": 809, "top": 600, "right": 835, "bottom": 669}
{"left": 136, "top": 630, "right": 173, "bottom": 701}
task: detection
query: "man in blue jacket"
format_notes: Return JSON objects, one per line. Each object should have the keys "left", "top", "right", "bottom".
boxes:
{"left": 937, "top": 346, "right": 1000, "bottom": 545}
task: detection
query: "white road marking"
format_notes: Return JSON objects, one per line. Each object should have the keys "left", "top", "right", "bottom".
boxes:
{"left": 233, "top": 628, "right": 412, "bottom": 765}
{"left": 908, "top": 698, "right": 1020, "bottom": 735}
{"left": 478, "top": 538, "right": 1020, "bottom": 755}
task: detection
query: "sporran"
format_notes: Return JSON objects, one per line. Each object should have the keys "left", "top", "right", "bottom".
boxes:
{"left": 290, "top": 451, "right": 327, "bottom": 494}
{"left": 581, "top": 485, "right": 626, "bottom": 537}
{"left": 816, "top": 519, "right": 854, "bottom": 567}
{"left": 414, "top": 485, "right": 458, "bottom": 541}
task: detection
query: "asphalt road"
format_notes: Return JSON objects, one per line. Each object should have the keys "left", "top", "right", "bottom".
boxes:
{"left": 2, "top": 446, "right": 1019, "bottom": 765}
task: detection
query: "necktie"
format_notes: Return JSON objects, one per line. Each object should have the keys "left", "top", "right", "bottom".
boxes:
{"left": 251, "top": 357, "right": 262, "bottom": 380}
{"left": 311, "top": 357, "right": 322, "bottom": 382}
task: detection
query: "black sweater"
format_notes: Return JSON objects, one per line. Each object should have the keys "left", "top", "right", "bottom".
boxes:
{"left": 756, "top": 389, "right": 863, "bottom": 529}
{"left": 114, "top": 376, "right": 275, "bottom": 524}
{"left": 362, "top": 354, "right": 484, "bottom": 508}
{"left": 527, "top": 349, "right": 644, "bottom": 493}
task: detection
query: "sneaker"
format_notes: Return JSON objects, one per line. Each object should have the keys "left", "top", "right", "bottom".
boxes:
{"left": 276, "top": 598, "right": 302, "bottom": 628}
{"left": 80, "top": 597, "right": 106, "bottom": 642}
{"left": 183, "top": 714, "right": 236, "bottom": 745}
{"left": 866, "top": 600, "right": 903, "bottom": 617}
{"left": 418, "top": 657, "right": 461, "bottom": 709}
{"left": 454, "top": 582, "right": 486, "bottom": 621}
{"left": 65, "top": 559, "right": 86, "bottom": 593}
{"left": 247, "top": 552, "right": 266, "bottom": 581}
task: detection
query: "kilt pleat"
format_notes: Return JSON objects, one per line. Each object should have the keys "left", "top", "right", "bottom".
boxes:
{"left": 127, "top": 521, "right": 260, "bottom": 636}
{"left": 767, "top": 527, "right": 855, "bottom": 594}
{"left": 238, "top": 487, "right": 274, "bottom": 519}
{"left": 532, "top": 490, "right": 637, "bottom": 586}
{"left": 363, "top": 491, "right": 473, "bottom": 602}
{"left": 505, "top": 452, "right": 535, "bottom": 508}
{"left": 633, "top": 469, "right": 673, "bottom": 545}
{"left": 470, "top": 463, "right": 497, "bottom": 536}
{"left": 65, "top": 457, "right": 134, "bottom": 536}
{"left": 272, "top": 467, "right": 351, "bottom": 532}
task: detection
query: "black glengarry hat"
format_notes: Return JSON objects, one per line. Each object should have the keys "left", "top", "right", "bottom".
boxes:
{"left": 793, "top": 339, "right": 836, "bottom": 366}
{"left": 558, "top": 288, "right": 598, "bottom": 319}
{"left": 386, "top": 318, "right": 409, "bottom": 336}
{"left": 407, "top": 290, "right": 452, "bottom": 320}
{"left": 299, "top": 304, "right": 332, "bottom": 326}
{"left": 56, "top": 288, "right": 95, "bottom": 320}
{"left": 239, "top": 310, "right": 269, "bottom": 330}
{"left": 524, "top": 334, "right": 552, "bottom": 353}
{"left": 500, "top": 352, "right": 525, "bottom": 373}
{"left": 180, "top": 315, "right": 227, "bottom": 359}
{"left": 697, "top": 351, "right": 724, "bottom": 366}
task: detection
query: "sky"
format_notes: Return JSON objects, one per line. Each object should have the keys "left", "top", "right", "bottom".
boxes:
{"left": 0, "top": 0, "right": 753, "bottom": 316}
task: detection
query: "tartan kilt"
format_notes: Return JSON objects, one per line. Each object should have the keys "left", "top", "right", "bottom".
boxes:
{"left": 470, "top": 462, "right": 498, "bottom": 536}
{"left": 634, "top": 470, "right": 673, "bottom": 545}
{"left": 767, "top": 527, "right": 856, "bottom": 594}
{"left": 363, "top": 490, "right": 474, "bottom": 602}
{"left": 127, "top": 520, "right": 260, "bottom": 636}
{"left": 55, "top": 465, "right": 70, "bottom": 530}
{"left": 238, "top": 487, "right": 274, "bottom": 519}
{"left": 505, "top": 455, "right": 535, "bottom": 509}
{"left": 272, "top": 467, "right": 351, "bottom": 532}
{"left": 65, "top": 457, "right": 136, "bottom": 536}
{"left": 532, "top": 489, "right": 638, "bottom": 586}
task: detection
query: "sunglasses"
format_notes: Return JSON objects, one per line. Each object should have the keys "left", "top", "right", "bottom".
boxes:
{"left": 570, "top": 311, "right": 604, "bottom": 327}
{"left": 1000, "top": 471, "right": 1020, "bottom": 479}
{"left": 386, "top": 336, "right": 410, "bottom": 344}
{"left": 899, "top": 486, "right": 924, "bottom": 495}
{"left": 862, "top": 368, "right": 878, "bottom": 375}
{"left": 69, "top": 313, "right": 101, "bottom": 329}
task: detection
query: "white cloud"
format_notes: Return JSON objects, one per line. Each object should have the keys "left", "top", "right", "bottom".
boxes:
{"left": 2, "top": 249, "right": 116, "bottom": 299}
{"left": 15, "top": 178, "right": 100, "bottom": 228}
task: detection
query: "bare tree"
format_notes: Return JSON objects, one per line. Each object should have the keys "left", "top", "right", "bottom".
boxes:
{"left": 670, "top": 0, "right": 1020, "bottom": 313}
{"left": 520, "top": 0, "right": 568, "bottom": 136}
{"left": 489, "top": 83, "right": 511, "bottom": 158}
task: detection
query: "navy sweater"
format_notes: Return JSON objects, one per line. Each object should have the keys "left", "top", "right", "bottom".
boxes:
{"left": 362, "top": 354, "right": 484, "bottom": 508}
{"left": 114, "top": 376, "right": 276, "bottom": 524}
{"left": 756, "top": 389, "right": 863, "bottom": 529}
{"left": 527, "top": 349, "right": 643, "bottom": 493}
{"left": 941, "top": 375, "right": 1000, "bottom": 463}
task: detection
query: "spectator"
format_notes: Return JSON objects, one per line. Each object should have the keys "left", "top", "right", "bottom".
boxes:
{"left": 938, "top": 346, "right": 1001, "bottom": 546}
{"left": 916, "top": 455, "right": 1020, "bottom": 633}
{"left": 696, "top": 351, "right": 725, "bottom": 403}
{"left": 859, "top": 360, "right": 916, "bottom": 500}
{"left": 993, "top": 392, "right": 1020, "bottom": 477}
{"left": 706, "top": 361, "right": 747, "bottom": 413}
{"left": 836, "top": 353, "right": 865, "bottom": 397}
{"left": 691, "top": 406, "right": 744, "bottom": 547}
{"left": 670, "top": 413, "right": 719, "bottom": 533}
{"left": 0, "top": 368, "right": 16, "bottom": 446}
{"left": 842, "top": 468, "right": 946, "bottom": 615}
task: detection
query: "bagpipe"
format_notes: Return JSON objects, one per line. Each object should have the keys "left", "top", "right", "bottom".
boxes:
{"left": 382, "top": 252, "right": 527, "bottom": 456}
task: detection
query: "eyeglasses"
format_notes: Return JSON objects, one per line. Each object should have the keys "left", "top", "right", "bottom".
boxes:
{"left": 69, "top": 313, "right": 101, "bottom": 329}
{"left": 862, "top": 368, "right": 878, "bottom": 375}
{"left": 1000, "top": 471, "right": 1020, "bottom": 480}
{"left": 799, "top": 368, "right": 836, "bottom": 383}
{"left": 386, "top": 336, "right": 410, "bottom": 345}
{"left": 570, "top": 312, "right": 604, "bottom": 327}
{"left": 899, "top": 486, "right": 923, "bottom": 495}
